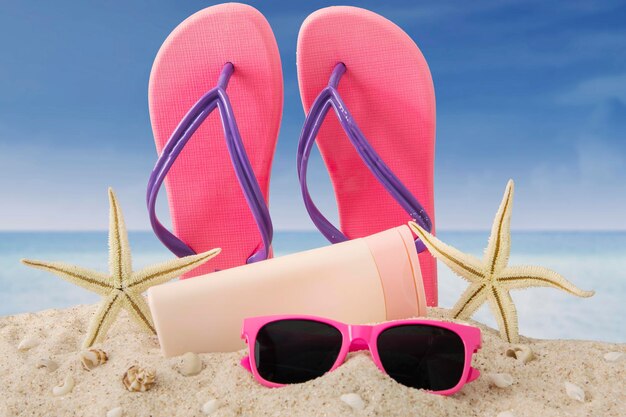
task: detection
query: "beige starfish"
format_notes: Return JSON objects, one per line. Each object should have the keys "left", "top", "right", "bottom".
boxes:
{"left": 409, "top": 179, "right": 594, "bottom": 343}
{"left": 22, "top": 188, "right": 220, "bottom": 348}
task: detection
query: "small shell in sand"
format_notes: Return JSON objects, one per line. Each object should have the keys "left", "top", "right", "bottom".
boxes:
{"left": 106, "top": 407, "right": 123, "bottom": 417}
{"left": 17, "top": 336, "right": 39, "bottom": 351}
{"left": 52, "top": 375, "right": 75, "bottom": 396}
{"left": 505, "top": 345, "right": 534, "bottom": 364}
{"left": 340, "top": 393, "right": 365, "bottom": 411}
{"left": 201, "top": 399, "right": 220, "bottom": 415}
{"left": 564, "top": 382, "right": 585, "bottom": 402}
{"left": 497, "top": 411, "right": 515, "bottom": 417}
{"left": 122, "top": 365, "right": 156, "bottom": 392}
{"left": 80, "top": 348, "right": 108, "bottom": 371}
{"left": 36, "top": 358, "right": 59, "bottom": 372}
{"left": 486, "top": 372, "right": 514, "bottom": 388}
{"left": 178, "top": 352, "right": 203, "bottom": 376}
{"left": 603, "top": 351, "right": 624, "bottom": 362}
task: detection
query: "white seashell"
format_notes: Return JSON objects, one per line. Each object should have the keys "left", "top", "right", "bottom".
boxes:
{"left": 497, "top": 411, "right": 515, "bottom": 417}
{"left": 603, "top": 351, "right": 624, "bottom": 362}
{"left": 179, "top": 352, "right": 203, "bottom": 376}
{"left": 106, "top": 407, "right": 123, "bottom": 417}
{"left": 122, "top": 365, "right": 156, "bottom": 392}
{"left": 18, "top": 336, "right": 39, "bottom": 351}
{"left": 107, "top": 407, "right": 124, "bottom": 417}
{"left": 52, "top": 375, "right": 75, "bottom": 396}
{"left": 487, "top": 373, "right": 514, "bottom": 388}
{"left": 80, "top": 348, "right": 108, "bottom": 371}
{"left": 505, "top": 345, "right": 534, "bottom": 364}
{"left": 340, "top": 393, "right": 365, "bottom": 411}
{"left": 564, "top": 382, "right": 585, "bottom": 402}
{"left": 201, "top": 399, "right": 220, "bottom": 415}
{"left": 36, "top": 358, "right": 59, "bottom": 372}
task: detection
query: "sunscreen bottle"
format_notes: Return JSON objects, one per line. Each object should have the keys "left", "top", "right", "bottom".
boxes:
{"left": 148, "top": 225, "right": 427, "bottom": 356}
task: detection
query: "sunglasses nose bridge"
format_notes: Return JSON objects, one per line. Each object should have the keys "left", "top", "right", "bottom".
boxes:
{"left": 347, "top": 324, "right": 373, "bottom": 352}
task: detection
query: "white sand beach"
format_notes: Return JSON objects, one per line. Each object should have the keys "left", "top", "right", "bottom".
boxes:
{"left": 0, "top": 305, "right": 624, "bottom": 417}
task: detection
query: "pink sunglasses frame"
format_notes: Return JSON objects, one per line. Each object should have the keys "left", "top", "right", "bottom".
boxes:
{"left": 241, "top": 315, "right": 481, "bottom": 395}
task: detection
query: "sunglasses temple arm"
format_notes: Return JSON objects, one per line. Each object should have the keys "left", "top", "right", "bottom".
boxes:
{"left": 240, "top": 355, "right": 253, "bottom": 373}
{"left": 467, "top": 367, "right": 480, "bottom": 383}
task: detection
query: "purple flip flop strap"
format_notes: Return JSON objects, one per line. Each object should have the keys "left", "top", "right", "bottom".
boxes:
{"left": 297, "top": 63, "right": 432, "bottom": 253}
{"left": 147, "top": 63, "right": 272, "bottom": 263}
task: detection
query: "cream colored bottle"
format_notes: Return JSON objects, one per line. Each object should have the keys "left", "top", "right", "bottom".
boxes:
{"left": 148, "top": 225, "right": 426, "bottom": 356}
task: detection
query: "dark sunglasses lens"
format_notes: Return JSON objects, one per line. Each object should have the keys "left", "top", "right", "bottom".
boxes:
{"left": 254, "top": 319, "right": 343, "bottom": 384}
{"left": 377, "top": 324, "right": 466, "bottom": 391}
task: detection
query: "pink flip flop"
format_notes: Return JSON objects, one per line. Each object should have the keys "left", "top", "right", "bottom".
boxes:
{"left": 147, "top": 3, "right": 283, "bottom": 276}
{"left": 297, "top": 6, "right": 438, "bottom": 305}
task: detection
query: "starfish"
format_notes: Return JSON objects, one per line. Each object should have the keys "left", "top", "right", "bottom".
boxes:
{"left": 22, "top": 188, "right": 220, "bottom": 348}
{"left": 409, "top": 179, "right": 594, "bottom": 343}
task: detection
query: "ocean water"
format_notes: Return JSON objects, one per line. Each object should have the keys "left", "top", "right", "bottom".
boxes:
{"left": 1, "top": 231, "right": 624, "bottom": 343}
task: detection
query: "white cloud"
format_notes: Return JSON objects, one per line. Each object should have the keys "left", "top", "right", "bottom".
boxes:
{"left": 557, "top": 73, "right": 626, "bottom": 105}
{"left": 0, "top": 137, "right": 158, "bottom": 231}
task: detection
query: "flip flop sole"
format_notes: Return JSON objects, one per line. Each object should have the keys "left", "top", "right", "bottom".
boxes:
{"left": 298, "top": 6, "right": 437, "bottom": 305}
{"left": 149, "top": 3, "right": 282, "bottom": 276}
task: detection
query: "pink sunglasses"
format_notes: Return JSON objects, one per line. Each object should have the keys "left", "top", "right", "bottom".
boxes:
{"left": 241, "top": 315, "right": 481, "bottom": 395}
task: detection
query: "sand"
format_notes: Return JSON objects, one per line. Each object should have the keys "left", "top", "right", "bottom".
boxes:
{"left": 0, "top": 305, "right": 624, "bottom": 417}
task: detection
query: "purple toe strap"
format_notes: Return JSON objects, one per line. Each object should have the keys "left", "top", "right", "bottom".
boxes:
{"left": 297, "top": 63, "right": 432, "bottom": 253}
{"left": 147, "top": 63, "right": 272, "bottom": 263}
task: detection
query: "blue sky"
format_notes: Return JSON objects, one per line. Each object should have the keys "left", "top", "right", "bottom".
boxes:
{"left": 0, "top": 0, "right": 624, "bottom": 231}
